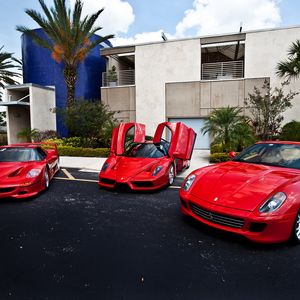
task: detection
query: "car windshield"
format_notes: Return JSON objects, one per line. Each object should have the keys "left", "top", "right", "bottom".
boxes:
{"left": 0, "top": 147, "right": 41, "bottom": 162}
{"left": 233, "top": 143, "right": 300, "bottom": 170}
{"left": 124, "top": 142, "right": 168, "bottom": 158}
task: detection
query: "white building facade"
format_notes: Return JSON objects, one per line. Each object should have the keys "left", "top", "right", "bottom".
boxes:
{"left": 101, "top": 26, "right": 300, "bottom": 149}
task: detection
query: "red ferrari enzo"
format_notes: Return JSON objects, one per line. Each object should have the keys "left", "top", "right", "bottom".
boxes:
{"left": 0, "top": 143, "right": 59, "bottom": 199}
{"left": 99, "top": 122, "right": 196, "bottom": 190}
{"left": 180, "top": 141, "right": 300, "bottom": 244}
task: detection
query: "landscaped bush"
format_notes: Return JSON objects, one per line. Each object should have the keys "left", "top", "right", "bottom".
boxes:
{"left": 57, "top": 146, "right": 110, "bottom": 157}
{"left": 210, "top": 153, "right": 231, "bottom": 163}
{"left": 279, "top": 121, "right": 300, "bottom": 141}
{"left": 210, "top": 143, "right": 223, "bottom": 154}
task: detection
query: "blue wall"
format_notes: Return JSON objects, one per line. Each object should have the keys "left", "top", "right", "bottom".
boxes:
{"left": 22, "top": 28, "right": 111, "bottom": 136}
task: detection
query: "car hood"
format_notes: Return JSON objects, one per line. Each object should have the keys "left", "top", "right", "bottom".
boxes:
{"left": 191, "top": 161, "right": 300, "bottom": 212}
{"left": 111, "top": 157, "right": 161, "bottom": 180}
{"left": 0, "top": 162, "right": 37, "bottom": 182}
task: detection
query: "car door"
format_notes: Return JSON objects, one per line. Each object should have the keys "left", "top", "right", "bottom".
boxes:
{"left": 153, "top": 122, "right": 196, "bottom": 160}
{"left": 110, "top": 123, "right": 146, "bottom": 156}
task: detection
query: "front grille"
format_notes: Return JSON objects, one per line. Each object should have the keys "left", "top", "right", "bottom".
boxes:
{"left": 0, "top": 187, "right": 15, "bottom": 194}
{"left": 190, "top": 203, "right": 245, "bottom": 229}
{"left": 100, "top": 178, "right": 115, "bottom": 185}
{"left": 132, "top": 181, "right": 153, "bottom": 188}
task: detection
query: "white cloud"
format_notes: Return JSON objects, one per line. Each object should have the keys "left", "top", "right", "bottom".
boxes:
{"left": 70, "top": 0, "right": 135, "bottom": 35}
{"left": 176, "top": 0, "right": 281, "bottom": 37}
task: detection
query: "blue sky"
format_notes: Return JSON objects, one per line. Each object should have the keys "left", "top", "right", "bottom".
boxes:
{"left": 0, "top": 0, "right": 300, "bottom": 59}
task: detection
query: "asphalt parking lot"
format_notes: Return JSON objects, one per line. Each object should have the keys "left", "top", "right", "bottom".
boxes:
{"left": 0, "top": 168, "right": 299, "bottom": 300}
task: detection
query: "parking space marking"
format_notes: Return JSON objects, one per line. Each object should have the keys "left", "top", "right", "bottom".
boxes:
{"left": 169, "top": 185, "right": 181, "bottom": 189}
{"left": 61, "top": 168, "right": 75, "bottom": 180}
{"left": 54, "top": 177, "right": 98, "bottom": 183}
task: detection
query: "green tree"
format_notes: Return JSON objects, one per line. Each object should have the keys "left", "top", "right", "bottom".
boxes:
{"left": 57, "top": 100, "right": 117, "bottom": 147}
{"left": 276, "top": 40, "right": 300, "bottom": 80}
{"left": 245, "top": 80, "right": 298, "bottom": 140}
{"left": 202, "top": 106, "right": 252, "bottom": 152}
{"left": 0, "top": 46, "right": 21, "bottom": 100}
{"left": 17, "top": 0, "right": 114, "bottom": 107}
{"left": 280, "top": 120, "right": 300, "bottom": 141}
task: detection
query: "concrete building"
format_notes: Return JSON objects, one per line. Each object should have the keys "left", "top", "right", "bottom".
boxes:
{"left": 100, "top": 25, "right": 300, "bottom": 149}
{"left": 0, "top": 84, "right": 56, "bottom": 144}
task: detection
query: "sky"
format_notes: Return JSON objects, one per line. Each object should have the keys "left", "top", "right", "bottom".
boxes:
{"left": 0, "top": 0, "right": 300, "bottom": 59}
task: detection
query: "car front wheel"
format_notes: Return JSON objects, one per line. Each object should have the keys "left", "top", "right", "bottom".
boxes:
{"left": 44, "top": 168, "right": 50, "bottom": 190}
{"left": 168, "top": 165, "right": 175, "bottom": 186}
{"left": 291, "top": 210, "right": 300, "bottom": 244}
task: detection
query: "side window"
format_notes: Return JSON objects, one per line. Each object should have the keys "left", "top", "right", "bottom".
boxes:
{"left": 36, "top": 147, "right": 47, "bottom": 160}
{"left": 124, "top": 126, "right": 135, "bottom": 152}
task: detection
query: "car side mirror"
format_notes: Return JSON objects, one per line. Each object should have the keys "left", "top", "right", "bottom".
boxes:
{"left": 228, "top": 151, "right": 237, "bottom": 159}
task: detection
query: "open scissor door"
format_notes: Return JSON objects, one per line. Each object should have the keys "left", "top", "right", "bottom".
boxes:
{"left": 110, "top": 122, "right": 146, "bottom": 155}
{"left": 153, "top": 122, "right": 196, "bottom": 160}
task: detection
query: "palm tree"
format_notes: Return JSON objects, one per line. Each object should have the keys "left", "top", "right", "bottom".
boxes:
{"left": 276, "top": 40, "right": 300, "bottom": 80}
{"left": 16, "top": 0, "right": 114, "bottom": 108}
{"left": 202, "top": 106, "right": 252, "bottom": 152}
{"left": 0, "top": 46, "right": 21, "bottom": 100}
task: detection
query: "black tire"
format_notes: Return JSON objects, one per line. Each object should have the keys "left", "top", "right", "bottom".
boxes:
{"left": 44, "top": 168, "right": 50, "bottom": 190}
{"left": 290, "top": 210, "right": 300, "bottom": 244}
{"left": 168, "top": 165, "right": 175, "bottom": 186}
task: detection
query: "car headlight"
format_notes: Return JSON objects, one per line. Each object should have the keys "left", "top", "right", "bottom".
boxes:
{"left": 26, "top": 169, "right": 42, "bottom": 178}
{"left": 259, "top": 192, "right": 287, "bottom": 213}
{"left": 101, "top": 162, "right": 109, "bottom": 172}
{"left": 152, "top": 166, "right": 163, "bottom": 176}
{"left": 182, "top": 174, "right": 196, "bottom": 191}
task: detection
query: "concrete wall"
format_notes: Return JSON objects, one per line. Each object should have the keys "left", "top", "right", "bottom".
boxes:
{"left": 135, "top": 39, "right": 201, "bottom": 135}
{"left": 245, "top": 27, "right": 300, "bottom": 123}
{"left": 30, "top": 86, "right": 56, "bottom": 131}
{"left": 101, "top": 86, "right": 136, "bottom": 122}
{"left": 166, "top": 78, "right": 268, "bottom": 118}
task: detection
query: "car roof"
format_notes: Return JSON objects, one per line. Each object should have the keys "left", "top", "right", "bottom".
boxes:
{"left": 256, "top": 141, "right": 300, "bottom": 146}
{"left": 0, "top": 143, "right": 40, "bottom": 149}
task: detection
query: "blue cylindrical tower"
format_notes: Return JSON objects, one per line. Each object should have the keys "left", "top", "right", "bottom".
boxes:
{"left": 21, "top": 28, "right": 111, "bottom": 136}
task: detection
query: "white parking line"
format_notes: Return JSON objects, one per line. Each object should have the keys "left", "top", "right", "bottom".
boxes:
{"left": 61, "top": 169, "right": 75, "bottom": 180}
{"left": 169, "top": 186, "right": 181, "bottom": 189}
{"left": 54, "top": 177, "right": 98, "bottom": 183}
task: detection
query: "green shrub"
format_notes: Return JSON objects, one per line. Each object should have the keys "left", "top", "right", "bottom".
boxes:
{"left": 43, "top": 138, "right": 65, "bottom": 146}
{"left": 57, "top": 146, "right": 110, "bottom": 157}
{"left": 63, "top": 137, "right": 83, "bottom": 147}
{"left": 210, "top": 143, "right": 223, "bottom": 154}
{"left": 210, "top": 153, "right": 231, "bottom": 163}
{"left": 279, "top": 121, "right": 300, "bottom": 141}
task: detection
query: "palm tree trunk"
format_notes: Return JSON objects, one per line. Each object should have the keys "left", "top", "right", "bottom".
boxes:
{"left": 64, "top": 65, "right": 77, "bottom": 108}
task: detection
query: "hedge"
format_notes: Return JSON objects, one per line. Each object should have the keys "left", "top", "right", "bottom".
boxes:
{"left": 57, "top": 146, "right": 110, "bottom": 157}
{"left": 210, "top": 153, "right": 231, "bottom": 163}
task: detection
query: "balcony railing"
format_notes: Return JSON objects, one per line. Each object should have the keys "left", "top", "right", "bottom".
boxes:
{"left": 102, "top": 69, "right": 135, "bottom": 87}
{"left": 201, "top": 60, "right": 244, "bottom": 80}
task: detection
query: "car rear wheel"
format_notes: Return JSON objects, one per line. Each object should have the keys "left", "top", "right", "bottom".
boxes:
{"left": 44, "top": 168, "right": 50, "bottom": 190}
{"left": 291, "top": 210, "right": 300, "bottom": 244}
{"left": 168, "top": 165, "right": 175, "bottom": 185}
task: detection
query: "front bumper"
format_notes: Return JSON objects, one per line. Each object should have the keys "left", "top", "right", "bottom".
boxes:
{"left": 99, "top": 174, "right": 168, "bottom": 191}
{"left": 0, "top": 180, "right": 44, "bottom": 199}
{"left": 180, "top": 192, "right": 296, "bottom": 243}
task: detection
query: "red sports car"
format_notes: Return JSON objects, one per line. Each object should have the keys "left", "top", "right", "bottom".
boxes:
{"left": 0, "top": 143, "right": 59, "bottom": 199}
{"left": 99, "top": 122, "right": 196, "bottom": 190}
{"left": 180, "top": 141, "right": 300, "bottom": 244}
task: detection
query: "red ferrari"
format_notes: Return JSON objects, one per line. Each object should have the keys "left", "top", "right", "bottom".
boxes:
{"left": 0, "top": 143, "right": 59, "bottom": 199}
{"left": 180, "top": 141, "right": 300, "bottom": 244}
{"left": 99, "top": 122, "right": 196, "bottom": 190}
